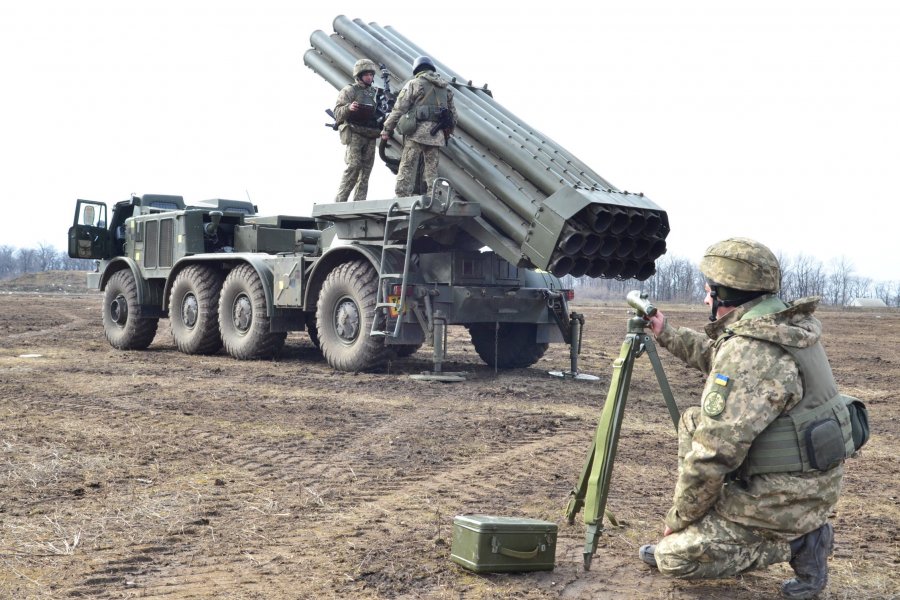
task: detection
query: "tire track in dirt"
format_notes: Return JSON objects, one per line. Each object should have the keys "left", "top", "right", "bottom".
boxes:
{"left": 1, "top": 309, "right": 89, "bottom": 341}
{"left": 56, "top": 396, "right": 588, "bottom": 599}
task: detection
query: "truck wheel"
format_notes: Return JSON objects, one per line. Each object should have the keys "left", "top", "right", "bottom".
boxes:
{"left": 306, "top": 313, "right": 320, "bottom": 349}
{"left": 169, "top": 265, "right": 224, "bottom": 355}
{"left": 468, "top": 323, "right": 549, "bottom": 369}
{"left": 103, "top": 269, "right": 159, "bottom": 350}
{"left": 316, "top": 260, "right": 388, "bottom": 371}
{"left": 219, "top": 264, "right": 286, "bottom": 359}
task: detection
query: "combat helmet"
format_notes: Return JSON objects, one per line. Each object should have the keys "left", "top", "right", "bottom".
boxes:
{"left": 412, "top": 56, "right": 436, "bottom": 75}
{"left": 699, "top": 237, "right": 781, "bottom": 320}
{"left": 353, "top": 59, "right": 378, "bottom": 79}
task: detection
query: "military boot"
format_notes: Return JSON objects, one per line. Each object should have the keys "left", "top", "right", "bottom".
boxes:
{"left": 782, "top": 522, "right": 834, "bottom": 599}
{"left": 638, "top": 544, "right": 657, "bottom": 568}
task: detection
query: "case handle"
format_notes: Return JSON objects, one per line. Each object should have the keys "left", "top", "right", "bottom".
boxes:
{"left": 491, "top": 536, "right": 544, "bottom": 560}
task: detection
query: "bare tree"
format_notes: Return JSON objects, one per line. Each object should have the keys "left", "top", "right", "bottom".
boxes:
{"left": 0, "top": 245, "right": 15, "bottom": 280}
{"left": 37, "top": 242, "right": 58, "bottom": 271}
{"left": 15, "top": 248, "right": 37, "bottom": 275}
{"left": 825, "top": 256, "right": 855, "bottom": 306}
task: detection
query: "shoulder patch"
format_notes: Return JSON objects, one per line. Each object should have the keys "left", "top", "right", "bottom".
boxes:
{"left": 703, "top": 373, "right": 734, "bottom": 417}
{"left": 703, "top": 391, "right": 726, "bottom": 416}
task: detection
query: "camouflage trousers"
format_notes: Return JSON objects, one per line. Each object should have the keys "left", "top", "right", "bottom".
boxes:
{"left": 395, "top": 140, "right": 439, "bottom": 197}
{"left": 335, "top": 133, "right": 376, "bottom": 202}
{"left": 655, "top": 406, "right": 792, "bottom": 579}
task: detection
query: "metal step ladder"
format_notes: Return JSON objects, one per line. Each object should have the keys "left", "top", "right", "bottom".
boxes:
{"left": 370, "top": 199, "right": 421, "bottom": 338}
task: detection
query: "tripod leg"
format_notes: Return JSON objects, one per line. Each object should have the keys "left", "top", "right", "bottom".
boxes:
{"left": 565, "top": 438, "right": 595, "bottom": 525}
{"left": 642, "top": 335, "right": 680, "bottom": 430}
{"left": 579, "top": 334, "right": 638, "bottom": 569}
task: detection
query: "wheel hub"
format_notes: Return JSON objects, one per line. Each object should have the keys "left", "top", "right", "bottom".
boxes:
{"left": 110, "top": 295, "right": 128, "bottom": 325}
{"left": 334, "top": 297, "right": 361, "bottom": 344}
{"left": 181, "top": 293, "right": 199, "bottom": 329}
{"left": 232, "top": 293, "right": 253, "bottom": 334}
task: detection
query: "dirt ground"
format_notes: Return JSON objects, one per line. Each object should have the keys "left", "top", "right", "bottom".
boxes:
{"left": 1, "top": 272, "right": 897, "bottom": 599}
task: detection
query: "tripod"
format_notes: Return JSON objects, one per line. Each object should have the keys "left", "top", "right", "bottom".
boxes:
{"left": 564, "top": 291, "right": 681, "bottom": 570}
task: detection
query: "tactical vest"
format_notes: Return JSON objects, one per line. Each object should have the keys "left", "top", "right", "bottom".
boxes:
{"left": 413, "top": 79, "right": 449, "bottom": 122}
{"left": 345, "top": 85, "right": 381, "bottom": 133}
{"left": 731, "top": 299, "right": 855, "bottom": 476}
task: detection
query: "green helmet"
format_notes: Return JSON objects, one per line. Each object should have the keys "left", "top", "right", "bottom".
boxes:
{"left": 699, "top": 237, "right": 781, "bottom": 293}
{"left": 353, "top": 59, "right": 378, "bottom": 79}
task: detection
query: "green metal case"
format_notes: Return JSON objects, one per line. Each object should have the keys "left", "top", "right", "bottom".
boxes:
{"left": 450, "top": 515, "right": 557, "bottom": 573}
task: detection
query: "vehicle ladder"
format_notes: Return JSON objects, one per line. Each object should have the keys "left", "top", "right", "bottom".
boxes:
{"left": 370, "top": 199, "right": 421, "bottom": 338}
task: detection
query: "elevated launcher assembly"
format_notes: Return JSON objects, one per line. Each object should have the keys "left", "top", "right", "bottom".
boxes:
{"left": 305, "top": 16, "right": 670, "bottom": 281}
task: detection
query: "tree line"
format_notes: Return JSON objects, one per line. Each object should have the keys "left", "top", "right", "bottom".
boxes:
{"left": 2, "top": 243, "right": 897, "bottom": 308}
{"left": 0, "top": 244, "right": 91, "bottom": 279}
{"left": 564, "top": 252, "right": 900, "bottom": 308}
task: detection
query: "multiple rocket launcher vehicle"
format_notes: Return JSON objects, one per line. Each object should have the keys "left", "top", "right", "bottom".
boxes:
{"left": 68, "top": 17, "right": 670, "bottom": 374}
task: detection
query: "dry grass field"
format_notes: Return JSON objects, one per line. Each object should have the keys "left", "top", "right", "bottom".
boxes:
{"left": 1, "top": 272, "right": 897, "bottom": 599}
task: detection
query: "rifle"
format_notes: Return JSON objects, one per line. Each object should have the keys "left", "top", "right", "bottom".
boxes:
{"left": 429, "top": 107, "right": 454, "bottom": 144}
{"left": 375, "top": 63, "right": 396, "bottom": 128}
{"left": 325, "top": 108, "right": 338, "bottom": 130}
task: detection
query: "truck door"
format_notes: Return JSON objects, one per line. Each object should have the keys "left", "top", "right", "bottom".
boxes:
{"left": 68, "top": 200, "right": 111, "bottom": 259}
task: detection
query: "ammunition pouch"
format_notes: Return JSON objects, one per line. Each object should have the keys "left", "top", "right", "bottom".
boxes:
{"left": 347, "top": 123, "right": 381, "bottom": 139}
{"left": 339, "top": 123, "right": 380, "bottom": 144}
{"left": 806, "top": 418, "right": 845, "bottom": 471}
{"left": 416, "top": 105, "right": 441, "bottom": 121}
{"left": 397, "top": 109, "right": 417, "bottom": 136}
{"left": 338, "top": 123, "right": 351, "bottom": 145}
{"left": 338, "top": 123, "right": 353, "bottom": 146}
{"left": 743, "top": 393, "right": 855, "bottom": 476}
{"left": 844, "top": 394, "right": 870, "bottom": 451}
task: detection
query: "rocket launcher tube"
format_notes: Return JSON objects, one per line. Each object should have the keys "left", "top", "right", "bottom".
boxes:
{"left": 383, "top": 23, "right": 618, "bottom": 192}
{"left": 334, "top": 17, "right": 579, "bottom": 199}
{"left": 309, "top": 17, "right": 670, "bottom": 280}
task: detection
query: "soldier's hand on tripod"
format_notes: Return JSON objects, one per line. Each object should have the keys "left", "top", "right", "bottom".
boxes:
{"left": 648, "top": 311, "right": 666, "bottom": 337}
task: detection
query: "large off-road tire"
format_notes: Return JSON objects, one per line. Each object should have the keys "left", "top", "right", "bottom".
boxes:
{"left": 468, "top": 323, "right": 549, "bottom": 369}
{"left": 102, "top": 269, "right": 159, "bottom": 350}
{"left": 219, "top": 264, "right": 286, "bottom": 360}
{"left": 306, "top": 313, "right": 320, "bottom": 349}
{"left": 169, "top": 265, "right": 224, "bottom": 355}
{"left": 315, "top": 260, "right": 388, "bottom": 372}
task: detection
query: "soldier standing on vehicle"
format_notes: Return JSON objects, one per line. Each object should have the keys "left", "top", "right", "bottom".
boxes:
{"left": 334, "top": 59, "right": 382, "bottom": 202}
{"left": 639, "top": 238, "right": 853, "bottom": 600}
{"left": 380, "top": 56, "right": 457, "bottom": 197}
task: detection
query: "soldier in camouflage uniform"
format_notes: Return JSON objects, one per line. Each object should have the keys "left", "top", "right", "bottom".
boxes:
{"left": 639, "top": 238, "right": 849, "bottom": 600}
{"left": 380, "top": 56, "right": 457, "bottom": 196}
{"left": 334, "top": 59, "right": 382, "bottom": 202}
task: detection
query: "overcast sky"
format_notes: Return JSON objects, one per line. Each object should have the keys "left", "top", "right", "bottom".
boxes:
{"left": 1, "top": 1, "right": 897, "bottom": 281}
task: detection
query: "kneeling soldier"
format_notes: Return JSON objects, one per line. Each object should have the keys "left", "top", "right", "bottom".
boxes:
{"left": 640, "top": 238, "right": 852, "bottom": 600}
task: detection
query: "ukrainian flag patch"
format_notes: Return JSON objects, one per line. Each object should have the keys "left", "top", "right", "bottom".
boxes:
{"left": 714, "top": 374, "right": 730, "bottom": 387}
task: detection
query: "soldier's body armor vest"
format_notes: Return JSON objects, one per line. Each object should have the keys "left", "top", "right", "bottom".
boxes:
{"left": 726, "top": 297, "right": 855, "bottom": 476}
{"left": 344, "top": 85, "right": 381, "bottom": 135}
{"left": 413, "top": 79, "right": 449, "bottom": 122}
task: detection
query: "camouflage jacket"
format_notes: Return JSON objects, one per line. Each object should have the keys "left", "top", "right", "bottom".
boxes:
{"left": 381, "top": 71, "right": 457, "bottom": 146}
{"left": 658, "top": 295, "right": 843, "bottom": 538}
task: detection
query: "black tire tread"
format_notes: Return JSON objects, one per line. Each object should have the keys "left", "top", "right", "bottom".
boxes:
{"left": 169, "top": 265, "right": 224, "bottom": 355}
{"left": 315, "top": 260, "right": 388, "bottom": 371}
{"left": 103, "top": 270, "right": 159, "bottom": 350}
{"left": 219, "top": 264, "right": 286, "bottom": 360}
